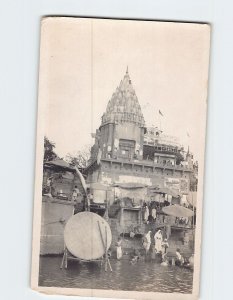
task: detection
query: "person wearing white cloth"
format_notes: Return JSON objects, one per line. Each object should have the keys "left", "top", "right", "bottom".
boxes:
{"left": 144, "top": 205, "right": 149, "bottom": 223}
{"left": 116, "top": 237, "right": 123, "bottom": 260}
{"left": 151, "top": 207, "right": 157, "bottom": 221}
{"left": 154, "top": 229, "right": 163, "bottom": 253}
{"left": 143, "top": 231, "right": 151, "bottom": 255}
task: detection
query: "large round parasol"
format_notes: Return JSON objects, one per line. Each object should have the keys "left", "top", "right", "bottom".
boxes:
{"left": 162, "top": 204, "right": 194, "bottom": 217}
{"left": 112, "top": 182, "right": 147, "bottom": 189}
{"left": 148, "top": 186, "right": 180, "bottom": 198}
{"left": 64, "top": 212, "right": 112, "bottom": 260}
{"left": 89, "top": 182, "right": 110, "bottom": 190}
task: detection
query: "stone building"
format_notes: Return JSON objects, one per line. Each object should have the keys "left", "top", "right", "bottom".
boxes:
{"left": 86, "top": 68, "right": 195, "bottom": 200}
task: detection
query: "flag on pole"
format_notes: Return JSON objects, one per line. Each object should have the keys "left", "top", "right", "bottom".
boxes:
{"left": 159, "top": 110, "right": 164, "bottom": 117}
{"left": 74, "top": 166, "right": 87, "bottom": 194}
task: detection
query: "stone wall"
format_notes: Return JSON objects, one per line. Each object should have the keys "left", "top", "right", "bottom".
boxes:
{"left": 98, "top": 160, "right": 191, "bottom": 193}
{"left": 40, "top": 197, "right": 74, "bottom": 255}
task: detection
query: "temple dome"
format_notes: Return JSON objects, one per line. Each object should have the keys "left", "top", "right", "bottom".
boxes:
{"left": 101, "top": 68, "right": 145, "bottom": 127}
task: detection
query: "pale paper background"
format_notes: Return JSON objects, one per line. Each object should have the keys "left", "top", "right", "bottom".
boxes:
{"left": 3, "top": 1, "right": 233, "bottom": 300}
{"left": 31, "top": 17, "right": 210, "bottom": 299}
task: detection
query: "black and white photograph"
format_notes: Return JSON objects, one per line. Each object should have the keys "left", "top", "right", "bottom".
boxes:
{"left": 31, "top": 17, "right": 210, "bottom": 299}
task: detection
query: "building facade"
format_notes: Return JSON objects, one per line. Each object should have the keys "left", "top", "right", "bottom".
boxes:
{"left": 86, "top": 69, "right": 195, "bottom": 201}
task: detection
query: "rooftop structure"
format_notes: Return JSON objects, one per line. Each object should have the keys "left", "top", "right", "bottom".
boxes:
{"left": 101, "top": 67, "right": 145, "bottom": 128}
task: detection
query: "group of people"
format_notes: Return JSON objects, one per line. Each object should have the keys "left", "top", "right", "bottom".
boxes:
{"left": 143, "top": 204, "right": 157, "bottom": 224}
{"left": 174, "top": 249, "right": 194, "bottom": 269}
{"left": 142, "top": 229, "right": 169, "bottom": 256}
{"left": 143, "top": 201, "right": 173, "bottom": 225}
{"left": 175, "top": 216, "right": 189, "bottom": 226}
{"left": 114, "top": 232, "right": 194, "bottom": 270}
{"left": 72, "top": 186, "right": 94, "bottom": 213}
{"left": 115, "top": 229, "right": 169, "bottom": 261}
{"left": 142, "top": 230, "right": 194, "bottom": 268}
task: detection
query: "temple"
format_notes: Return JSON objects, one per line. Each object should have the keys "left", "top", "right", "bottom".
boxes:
{"left": 86, "top": 68, "right": 196, "bottom": 198}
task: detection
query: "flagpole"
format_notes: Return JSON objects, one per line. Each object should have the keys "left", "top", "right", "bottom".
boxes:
{"left": 159, "top": 110, "right": 163, "bottom": 131}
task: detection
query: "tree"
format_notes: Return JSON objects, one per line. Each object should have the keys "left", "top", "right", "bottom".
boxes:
{"left": 44, "top": 136, "right": 58, "bottom": 162}
{"left": 65, "top": 145, "right": 91, "bottom": 169}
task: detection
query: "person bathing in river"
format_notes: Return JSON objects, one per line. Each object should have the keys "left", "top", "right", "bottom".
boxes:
{"left": 130, "top": 249, "right": 140, "bottom": 265}
{"left": 129, "top": 225, "right": 135, "bottom": 238}
{"left": 175, "top": 248, "right": 184, "bottom": 266}
{"left": 186, "top": 254, "right": 194, "bottom": 269}
{"left": 142, "top": 230, "right": 151, "bottom": 255}
{"left": 161, "top": 253, "right": 169, "bottom": 266}
{"left": 154, "top": 229, "right": 163, "bottom": 253}
{"left": 116, "top": 237, "right": 123, "bottom": 260}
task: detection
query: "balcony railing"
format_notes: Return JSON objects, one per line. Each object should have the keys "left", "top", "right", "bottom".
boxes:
{"left": 101, "top": 157, "right": 193, "bottom": 171}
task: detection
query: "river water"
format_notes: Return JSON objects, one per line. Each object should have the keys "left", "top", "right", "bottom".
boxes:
{"left": 39, "top": 256, "right": 193, "bottom": 294}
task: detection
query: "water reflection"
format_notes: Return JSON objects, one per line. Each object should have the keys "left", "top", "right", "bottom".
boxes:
{"left": 39, "top": 257, "right": 193, "bottom": 294}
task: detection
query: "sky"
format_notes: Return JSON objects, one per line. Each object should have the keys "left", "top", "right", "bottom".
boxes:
{"left": 41, "top": 18, "right": 210, "bottom": 162}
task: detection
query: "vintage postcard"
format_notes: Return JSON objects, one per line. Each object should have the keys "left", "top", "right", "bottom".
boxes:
{"left": 31, "top": 17, "right": 210, "bottom": 299}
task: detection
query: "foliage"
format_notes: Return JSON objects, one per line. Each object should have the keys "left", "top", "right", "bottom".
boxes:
{"left": 65, "top": 145, "right": 91, "bottom": 169}
{"left": 44, "top": 136, "right": 58, "bottom": 162}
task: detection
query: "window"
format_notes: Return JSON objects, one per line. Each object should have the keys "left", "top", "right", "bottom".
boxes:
{"left": 119, "top": 139, "right": 135, "bottom": 159}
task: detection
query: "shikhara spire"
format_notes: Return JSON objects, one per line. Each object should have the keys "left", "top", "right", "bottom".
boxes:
{"left": 101, "top": 68, "right": 145, "bottom": 127}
